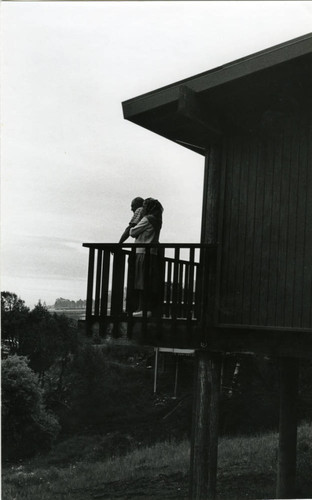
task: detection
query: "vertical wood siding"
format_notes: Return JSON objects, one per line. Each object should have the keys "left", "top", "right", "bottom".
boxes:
{"left": 217, "top": 113, "right": 312, "bottom": 329}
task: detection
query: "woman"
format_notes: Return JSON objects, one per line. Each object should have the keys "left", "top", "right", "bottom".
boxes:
{"left": 129, "top": 198, "right": 163, "bottom": 316}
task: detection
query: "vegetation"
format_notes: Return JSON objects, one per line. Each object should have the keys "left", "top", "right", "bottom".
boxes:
{"left": 1, "top": 291, "right": 30, "bottom": 354}
{"left": 2, "top": 355, "right": 60, "bottom": 460}
{"left": 53, "top": 297, "right": 87, "bottom": 310}
{"left": 1, "top": 292, "right": 78, "bottom": 379}
{"left": 2, "top": 290, "right": 312, "bottom": 498}
{"left": 2, "top": 424, "right": 312, "bottom": 499}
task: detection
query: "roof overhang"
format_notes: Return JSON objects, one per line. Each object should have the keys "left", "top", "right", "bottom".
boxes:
{"left": 122, "top": 33, "right": 312, "bottom": 155}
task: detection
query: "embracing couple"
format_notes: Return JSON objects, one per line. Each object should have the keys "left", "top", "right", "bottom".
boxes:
{"left": 119, "top": 197, "right": 164, "bottom": 317}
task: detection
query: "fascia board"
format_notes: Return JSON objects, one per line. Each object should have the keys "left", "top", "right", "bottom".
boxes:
{"left": 122, "top": 33, "right": 312, "bottom": 120}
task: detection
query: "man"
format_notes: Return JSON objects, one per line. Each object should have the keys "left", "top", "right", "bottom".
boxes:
{"left": 119, "top": 197, "right": 144, "bottom": 244}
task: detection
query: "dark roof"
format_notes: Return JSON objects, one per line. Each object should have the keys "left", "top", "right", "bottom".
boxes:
{"left": 122, "top": 33, "right": 312, "bottom": 155}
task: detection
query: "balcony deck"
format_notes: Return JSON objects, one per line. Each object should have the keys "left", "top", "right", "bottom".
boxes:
{"left": 80, "top": 243, "right": 312, "bottom": 357}
{"left": 81, "top": 243, "right": 215, "bottom": 348}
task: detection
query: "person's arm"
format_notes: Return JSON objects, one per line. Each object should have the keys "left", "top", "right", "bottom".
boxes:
{"left": 129, "top": 217, "right": 150, "bottom": 238}
{"left": 119, "top": 208, "right": 143, "bottom": 243}
{"left": 119, "top": 225, "right": 131, "bottom": 244}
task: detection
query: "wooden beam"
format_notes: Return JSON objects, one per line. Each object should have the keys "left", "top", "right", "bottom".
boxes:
{"left": 178, "top": 85, "right": 221, "bottom": 137}
{"left": 208, "top": 327, "right": 312, "bottom": 359}
{"left": 157, "top": 347, "right": 195, "bottom": 354}
{"left": 276, "top": 357, "right": 299, "bottom": 499}
{"left": 189, "top": 351, "right": 221, "bottom": 499}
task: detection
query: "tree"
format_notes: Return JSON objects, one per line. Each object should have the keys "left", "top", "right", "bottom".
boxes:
{"left": 2, "top": 355, "right": 60, "bottom": 460}
{"left": 1, "top": 292, "right": 78, "bottom": 385}
{"left": 21, "top": 300, "right": 78, "bottom": 382}
{"left": 1, "top": 291, "right": 30, "bottom": 355}
{"left": 54, "top": 297, "right": 86, "bottom": 309}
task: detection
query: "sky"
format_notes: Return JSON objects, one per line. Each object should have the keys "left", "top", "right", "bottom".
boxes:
{"left": 1, "top": 1, "right": 311, "bottom": 308}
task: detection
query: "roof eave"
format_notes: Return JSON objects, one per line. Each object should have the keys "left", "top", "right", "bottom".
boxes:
{"left": 122, "top": 33, "right": 312, "bottom": 120}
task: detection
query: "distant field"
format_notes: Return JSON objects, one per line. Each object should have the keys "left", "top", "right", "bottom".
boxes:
{"left": 49, "top": 309, "right": 86, "bottom": 321}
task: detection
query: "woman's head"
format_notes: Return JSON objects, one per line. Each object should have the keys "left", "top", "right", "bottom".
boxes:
{"left": 142, "top": 198, "right": 163, "bottom": 240}
{"left": 143, "top": 198, "right": 163, "bottom": 217}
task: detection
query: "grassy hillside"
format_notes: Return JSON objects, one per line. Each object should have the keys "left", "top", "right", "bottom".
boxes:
{"left": 3, "top": 423, "right": 311, "bottom": 500}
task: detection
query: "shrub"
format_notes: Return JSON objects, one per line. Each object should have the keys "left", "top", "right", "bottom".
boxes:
{"left": 2, "top": 355, "right": 60, "bottom": 460}
{"left": 65, "top": 344, "right": 154, "bottom": 432}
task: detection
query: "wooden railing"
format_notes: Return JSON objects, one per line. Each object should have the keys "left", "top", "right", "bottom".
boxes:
{"left": 82, "top": 243, "right": 215, "bottom": 337}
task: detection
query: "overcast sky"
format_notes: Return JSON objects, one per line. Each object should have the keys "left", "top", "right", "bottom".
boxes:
{"left": 1, "top": 1, "right": 311, "bottom": 307}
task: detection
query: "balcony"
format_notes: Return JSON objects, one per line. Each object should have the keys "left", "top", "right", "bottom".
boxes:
{"left": 82, "top": 243, "right": 216, "bottom": 348}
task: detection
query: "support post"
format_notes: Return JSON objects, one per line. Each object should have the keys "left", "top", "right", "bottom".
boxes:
{"left": 276, "top": 357, "right": 299, "bottom": 499}
{"left": 200, "top": 145, "right": 221, "bottom": 338}
{"left": 173, "top": 355, "right": 179, "bottom": 399}
{"left": 153, "top": 347, "right": 159, "bottom": 394}
{"left": 190, "top": 350, "right": 221, "bottom": 500}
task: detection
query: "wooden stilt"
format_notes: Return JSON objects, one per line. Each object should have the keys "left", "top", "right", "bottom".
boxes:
{"left": 189, "top": 350, "right": 221, "bottom": 500}
{"left": 173, "top": 356, "right": 179, "bottom": 399}
{"left": 189, "top": 144, "right": 222, "bottom": 499}
{"left": 276, "top": 357, "right": 299, "bottom": 499}
{"left": 153, "top": 347, "right": 159, "bottom": 394}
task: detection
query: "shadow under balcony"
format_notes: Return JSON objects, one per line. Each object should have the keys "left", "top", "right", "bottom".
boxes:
{"left": 80, "top": 243, "right": 215, "bottom": 349}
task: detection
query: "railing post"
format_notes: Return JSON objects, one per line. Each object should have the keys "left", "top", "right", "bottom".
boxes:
{"left": 86, "top": 247, "right": 95, "bottom": 322}
{"left": 177, "top": 260, "right": 184, "bottom": 317}
{"left": 157, "top": 246, "right": 166, "bottom": 319}
{"left": 172, "top": 247, "right": 180, "bottom": 320}
{"left": 143, "top": 247, "right": 151, "bottom": 317}
{"left": 126, "top": 248, "right": 136, "bottom": 313}
{"left": 99, "top": 249, "right": 111, "bottom": 336}
{"left": 165, "top": 260, "right": 172, "bottom": 318}
{"left": 187, "top": 247, "right": 195, "bottom": 321}
{"left": 94, "top": 249, "right": 103, "bottom": 317}
{"left": 125, "top": 247, "right": 136, "bottom": 339}
{"left": 111, "top": 248, "right": 126, "bottom": 336}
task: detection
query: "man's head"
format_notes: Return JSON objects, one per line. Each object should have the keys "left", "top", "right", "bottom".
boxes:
{"left": 131, "top": 197, "right": 144, "bottom": 212}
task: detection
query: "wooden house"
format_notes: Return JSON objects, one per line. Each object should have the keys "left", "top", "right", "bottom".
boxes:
{"left": 82, "top": 34, "right": 312, "bottom": 499}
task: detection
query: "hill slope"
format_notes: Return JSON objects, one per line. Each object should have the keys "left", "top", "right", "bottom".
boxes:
{"left": 3, "top": 423, "right": 312, "bottom": 499}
